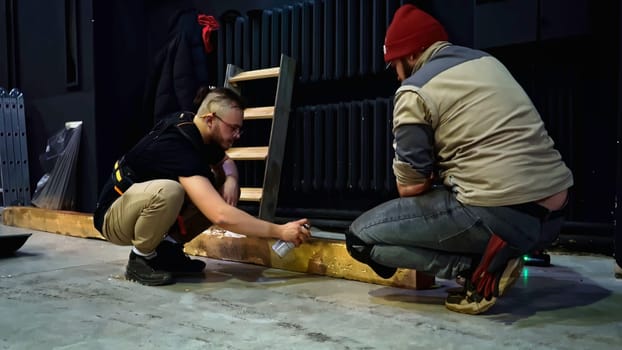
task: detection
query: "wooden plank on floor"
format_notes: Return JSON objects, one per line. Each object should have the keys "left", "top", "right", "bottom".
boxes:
{"left": 186, "top": 228, "right": 435, "bottom": 289}
{"left": 1, "top": 206, "right": 434, "bottom": 289}
{"left": 2, "top": 206, "right": 104, "bottom": 239}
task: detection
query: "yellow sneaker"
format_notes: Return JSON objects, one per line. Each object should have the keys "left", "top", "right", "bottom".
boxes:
{"left": 445, "top": 280, "right": 497, "bottom": 315}
{"left": 496, "top": 258, "right": 524, "bottom": 296}
{"left": 445, "top": 258, "right": 523, "bottom": 315}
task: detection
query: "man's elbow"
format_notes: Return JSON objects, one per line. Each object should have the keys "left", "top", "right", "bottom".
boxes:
{"left": 206, "top": 201, "right": 240, "bottom": 228}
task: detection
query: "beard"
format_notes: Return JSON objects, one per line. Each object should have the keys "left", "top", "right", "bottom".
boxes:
{"left": 401, "top": 57, "right": 416, "bottom": 77}
{"left": 213, "top": 124, "right": 234, "bottom": 150}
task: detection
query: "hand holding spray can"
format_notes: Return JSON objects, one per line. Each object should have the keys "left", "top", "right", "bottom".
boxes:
{"left": 272, "top": 224, "right": 310, "bottom": 258}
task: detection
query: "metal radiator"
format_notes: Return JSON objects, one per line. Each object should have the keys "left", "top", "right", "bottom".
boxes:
{"left": 216, "top": 0, "right": 408, "bottom": 86}
{"left": 0, "top": 88, "right": 30, "bottom": 206}
{"left": 215, "top": 0, "right": 408, "bottom": 199}
{"left": 288, "top": 98, "right": 395, "bottom": 195}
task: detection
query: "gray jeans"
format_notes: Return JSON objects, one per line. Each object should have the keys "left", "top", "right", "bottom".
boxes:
{"left": 348, "top": 187, "right": 560, "bottom": 279}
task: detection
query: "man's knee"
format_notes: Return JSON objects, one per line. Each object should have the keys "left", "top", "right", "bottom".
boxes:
{"left": 345, "top": 228, "right": 397, "bottom": 279}
{"left": 345, "top": 228, "right": 369, "bottom": 260}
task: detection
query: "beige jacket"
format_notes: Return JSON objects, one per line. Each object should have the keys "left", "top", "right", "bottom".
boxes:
{"left": 392, "top": 42, "right": 573, "bottom": 206}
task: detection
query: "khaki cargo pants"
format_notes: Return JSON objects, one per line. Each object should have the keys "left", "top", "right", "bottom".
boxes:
{"left": 101, "top": 179, "right": 212, "bottom": 253}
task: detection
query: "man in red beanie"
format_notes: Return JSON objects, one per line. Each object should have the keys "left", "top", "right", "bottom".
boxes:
{"left": 345, "top": 4, "right": 573, "bottom": 315}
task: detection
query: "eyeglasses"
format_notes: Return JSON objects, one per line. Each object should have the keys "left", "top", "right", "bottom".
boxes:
{"left": 212, "top": 113, "right": 244, "bottom": 136}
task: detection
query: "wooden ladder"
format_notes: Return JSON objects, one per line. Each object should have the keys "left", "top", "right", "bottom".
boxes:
{"left": 224, "top": 54, "right": 296, "bottom": 222}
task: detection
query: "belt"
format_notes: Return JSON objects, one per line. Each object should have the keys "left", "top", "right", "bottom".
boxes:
{"left": 112, "top": 158, "right": 136, "bottom": 195}
{"left": 507, "top": 202, "right": 564, "bottom": 221}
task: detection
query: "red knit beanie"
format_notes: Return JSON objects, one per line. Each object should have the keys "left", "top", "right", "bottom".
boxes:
{"left": 383, "top": 4, "right": 448, "bottom": 63}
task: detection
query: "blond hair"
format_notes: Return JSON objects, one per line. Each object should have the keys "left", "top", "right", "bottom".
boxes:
{"left": 196, "top": 87, "right": 245, "bottom": 117}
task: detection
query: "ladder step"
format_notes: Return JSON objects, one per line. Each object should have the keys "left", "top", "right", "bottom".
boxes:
{"left": 240, "top": 187, "right": 262, "bottom": 202}
{"left": 226, "top": 146, "right": 269, "bottom": 160}
{"left": 228, "top": 67, "right": 280, "bottom": 83}
{"left": 244, "top": 106, "right": 274, "bottom": 120}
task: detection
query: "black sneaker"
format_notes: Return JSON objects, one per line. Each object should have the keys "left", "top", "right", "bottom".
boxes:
{"left": 446, "top": 269, "right": 473, "bottom": 295}
{"left": 125, "top": 252, "right": 174, "bottom": 286}
{"left": 154, "top": 240, "right": 206, "bottom": 276}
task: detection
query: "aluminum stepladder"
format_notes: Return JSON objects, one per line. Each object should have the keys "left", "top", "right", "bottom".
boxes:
{"left": 0, "top": 88, "right": 30, "bottom": 207}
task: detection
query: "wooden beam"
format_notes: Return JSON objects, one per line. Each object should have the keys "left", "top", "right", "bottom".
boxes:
{"left": 2, "top": 206, "right": 103, "bottom": 239}
{"left": 1, "top": 206, "right": 434, "bottom": 289}
{"left": 186, "top": 228, "right": 435, "bottom": 289}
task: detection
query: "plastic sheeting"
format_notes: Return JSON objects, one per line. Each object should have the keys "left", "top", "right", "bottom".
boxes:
{"left": 31, "top": 121, "right": 82, "bottom": 210}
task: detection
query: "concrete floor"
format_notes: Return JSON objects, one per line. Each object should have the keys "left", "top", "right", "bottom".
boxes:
{"left": 1, "top": 223, "right": 621, "bottom": 350}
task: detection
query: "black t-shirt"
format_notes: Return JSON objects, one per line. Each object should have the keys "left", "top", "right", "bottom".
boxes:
{"left": 93, "top": 113, "right": 225, "bottom": 232}
{"left": 128, "top": 121, "right": 224, "bottom": 182}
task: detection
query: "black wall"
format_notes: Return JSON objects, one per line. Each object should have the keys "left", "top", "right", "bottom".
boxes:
{"left": 0, "top": 1, "right": 8, "bottom": 85}
{"left": 91, "top": 0, "right": 149, "bottom": 211}
{"left": 1, "top": 0, "right": 97, "bottom": 211}
{"left": 616, "top": 1, "right": 622, "bottom": 266}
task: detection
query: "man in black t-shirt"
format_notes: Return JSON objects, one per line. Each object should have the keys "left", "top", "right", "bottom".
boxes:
{"left": 94, "top": 88, "right": 310, "bottom": 286}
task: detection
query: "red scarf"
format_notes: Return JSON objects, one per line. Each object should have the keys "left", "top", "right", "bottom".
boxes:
{"left": 197, "top": 14, "right": 219, "bottom": 53}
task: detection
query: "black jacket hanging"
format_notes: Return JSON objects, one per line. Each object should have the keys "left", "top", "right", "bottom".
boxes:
{"left": 143, "top": 9, "right": 211, "bottom": 124}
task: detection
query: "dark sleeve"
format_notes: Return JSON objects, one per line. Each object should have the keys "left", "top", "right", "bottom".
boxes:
{"left": 173, "top": 31, "right": 207, "bottom": 111}
{"left": 173, "top": 31, "right": 205, "bottom": 113}
{"left": 394, "top": 123, "right": 435, "bottom": 178}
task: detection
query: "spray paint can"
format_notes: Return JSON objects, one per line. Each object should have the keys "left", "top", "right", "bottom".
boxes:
{"left": 272, "top": 224, "right": 310, "bottom": 258}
